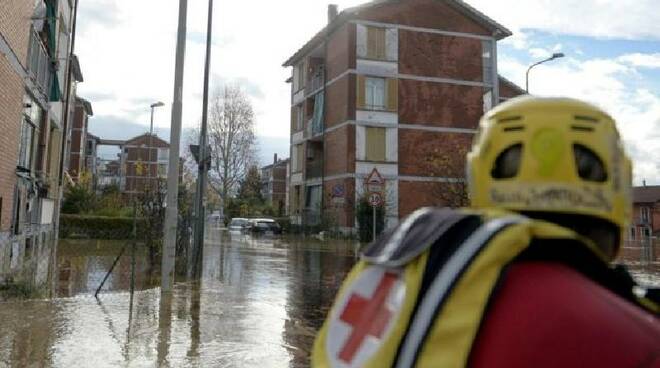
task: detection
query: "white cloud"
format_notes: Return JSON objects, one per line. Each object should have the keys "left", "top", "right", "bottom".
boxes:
{"left": 499, "top": 54, "right": 660, "bottom": 185}
{"left": 469, "top": 0, "right": 660, "bottom": 41}
{"left": 74, "top": 0, "right": 660, "bottom": 183}
{"left": 617, "top": 53, "right": 660, "bottom": 69}
{"left": 529, "top": 48, "right": 552, "bottom": 59}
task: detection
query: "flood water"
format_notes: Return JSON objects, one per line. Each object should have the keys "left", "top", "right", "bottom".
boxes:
{"left": 0, "top": 230, "right": 658, "bottom": 367}
{"left": 0, "top": 230, "right": 357, "bottom": 367}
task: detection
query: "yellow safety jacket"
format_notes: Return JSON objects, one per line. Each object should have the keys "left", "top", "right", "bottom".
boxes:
{"left": 312, "top": 208, "right": 658, "bottom": 368}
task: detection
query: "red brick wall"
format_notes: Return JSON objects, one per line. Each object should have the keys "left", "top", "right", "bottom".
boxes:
{"left": 0, "top": 0, "right": 33, "bottom": 66}
{"left": 399, "top": 30, "right": 483, "bottom": 82}
{"left": 398, "top": 181, "right": 464, "bottom": 217}
{"left": 357, "top": 0, "right": 491, "bottom": 36}
{"left": 324, "top": 178, "right": 355, "bottom": 228}
{"left": 398, "top": 130, "right": 472, "bottom": 176}
{"left": 326, "top": 23, "right": 355, "bottom": 81}
{"left": 0, "top": 58, "right": 23, "bottom": 232}
{"left": 324, "top": 125, "right": 355, "bottom": 176}
{"left": 399, "top": 79, "right": 483, "bottom": 128}
{"left": 0, "top": 1, "right": 33, "bottom": 232}
{"left": 325, "top": 74, "right": 355, "bottom": 128}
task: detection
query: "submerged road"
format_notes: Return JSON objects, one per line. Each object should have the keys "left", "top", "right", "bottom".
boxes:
{"left": 0, "top": 229, "right": 657, "bottom": 367}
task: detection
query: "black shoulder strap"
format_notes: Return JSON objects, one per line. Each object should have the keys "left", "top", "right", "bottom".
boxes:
{"left": 361, "top": 207, "right": 475, "bottom": 268}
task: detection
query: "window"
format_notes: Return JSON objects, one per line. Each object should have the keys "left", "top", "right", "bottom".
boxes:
{"left": 366, "top": 127, "right": 386, "bottom": 162}
{"left": 367, "top": 26, "right": 386, "bottom": 60}
{"left": 292, "top": 144, "right": 304, "bottom": 173}
{"left": 365, "top": 77, "right": 386, "bottom": 110}
{"left": 158, "top": 164, "right": 167, "bottom": 177}
{"left": 482, "top": 40, "right": 493, "bottom": 84}
{"left": 642, "top": 227, "right": 651, "bottom": 240}
{"left": 641, "top": 207, "right": 650, "bottom": 223}
{"left": 293, "top": 62, "right": 306, "bottom": 92}
{"left": 292, "top": 105, "right": 304, "bottom": 132}
{"left": 18, "top": 120, "right": 35, "bottom": 169}
{"left": 158, "top": 148, "right": 169, "bottom": 162}
{"left": 629, "top": 227, "right": 636, "bottom": 240}
{"left": 357, "top": 76, "right": 397, "bottom": 111}
{"left": 293, "top": 185, "right": 301, "bottom": 213}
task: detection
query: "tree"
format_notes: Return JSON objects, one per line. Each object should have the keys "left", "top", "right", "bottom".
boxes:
{"left": 423, "top": 139, "right": 470, "bottom": 208}
{"left": 237, "top": 165, "right": 263, "bottom": 203}
{"left": 206, "top": 85, "right": 257, "bottom": 204}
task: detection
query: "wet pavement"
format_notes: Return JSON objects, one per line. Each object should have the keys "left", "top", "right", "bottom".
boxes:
{"left": 0, "top": 230, "right": 658, "bottom": 367}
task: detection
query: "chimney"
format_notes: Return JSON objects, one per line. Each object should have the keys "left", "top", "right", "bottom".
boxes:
{"left": 274, "top": 153, "right": 278, "bottom": 164}
{"left": 328, "top": 4, "right": 338, "bottom": 24}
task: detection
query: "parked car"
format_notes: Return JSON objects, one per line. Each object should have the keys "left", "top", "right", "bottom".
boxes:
{"left": 247, "top": 218, "right": 282, "bottom": 235}
{"left": 228, "top": 218, "right": 249, "bottom": 233}
{"left": 208, "top": 211, "right": 224, "bottom": 227}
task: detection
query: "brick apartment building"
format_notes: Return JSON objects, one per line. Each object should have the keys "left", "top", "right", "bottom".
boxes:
{"left": 67, "top": 97, "right": 93, "bottom": 182}
{"left": 0, "top": 0, "right": 81, "bottom": 284}
{"left": 118, "top": 133, "right": 171, "bottom": 196}
{"left": 629, "top": 185, "right": 660, "bottom": 242}
{"left": 284, "top": 0, "right": 524, "bottom": 231}
{"left": 84, "top": 132, "right": 101, "bottom": 189}
{"left": 261, "top": 155, "right": 290, "bottom": 215}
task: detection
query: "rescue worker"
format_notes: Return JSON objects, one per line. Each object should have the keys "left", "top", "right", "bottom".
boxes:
{"left": 312, "top": 96, "right": 660, "bottom": 367}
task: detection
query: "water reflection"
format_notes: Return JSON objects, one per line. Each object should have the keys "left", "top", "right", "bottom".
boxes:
{"left": 0, "top": 233, "right": 657, "bottom": 367}
{"left": 0, "top": 231, "right": 357, "bottom": 367}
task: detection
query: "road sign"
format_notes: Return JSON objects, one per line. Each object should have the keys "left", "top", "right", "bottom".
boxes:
{"left": 365, "top": 168, "right": 385, "bottom": 193}
{"left": 368, "top": 192, "right": 383, "bottom": 207}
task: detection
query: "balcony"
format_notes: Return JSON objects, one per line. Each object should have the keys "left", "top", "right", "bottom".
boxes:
{"left": 306, "top": 160, "right": 323, "bottom": 179}
{"left": 27, "top": 29, "right": 52, "bottom": 97}
{"left": 306, "top": 73, "right": 324, "bottom": 96}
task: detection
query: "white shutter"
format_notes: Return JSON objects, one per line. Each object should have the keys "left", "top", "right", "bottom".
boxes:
{"left": 356, "top": 24, "right": 367, "bottom": 59}
{"left": 385, "top": 28, "right": 398, "bottom": 61}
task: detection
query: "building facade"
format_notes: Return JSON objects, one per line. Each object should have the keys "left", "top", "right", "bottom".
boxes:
{"left": 629, "top": 185, "right": 660, "bottom": 242}
{"left": 118, "top": 133, "right": 170, "bottom": 197}
{"left": 67, "top": 97, "right": 93, "bottom": 182}
{"left": 261, "top": 155, "right": 290, "bottom": 216}
{"left": 0, "top": 0, "right": 80, "bottom": 285}
{"left": 284, "top": 0, "right": 523, "bottom": 231}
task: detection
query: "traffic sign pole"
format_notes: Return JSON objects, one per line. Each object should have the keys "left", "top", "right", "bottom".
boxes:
{"left": 372, "top": 204, "right": 376, "bottom": 242}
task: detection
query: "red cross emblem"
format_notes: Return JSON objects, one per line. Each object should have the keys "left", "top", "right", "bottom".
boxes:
{"left": 326, "top": 267, "right": 405, "bottom": 367}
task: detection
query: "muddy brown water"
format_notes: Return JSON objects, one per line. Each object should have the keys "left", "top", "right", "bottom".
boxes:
{"left": 0, "top": 230, "right": 657, "bottom": 367}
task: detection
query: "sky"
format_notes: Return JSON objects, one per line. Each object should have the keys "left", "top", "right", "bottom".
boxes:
{"left": 76, "top": 0, "right": 660, "bottom": 184}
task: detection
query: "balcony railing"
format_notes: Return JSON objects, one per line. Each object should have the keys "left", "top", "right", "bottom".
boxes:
{"left": 27, "top": 29, "right": 52, "bottom": 96}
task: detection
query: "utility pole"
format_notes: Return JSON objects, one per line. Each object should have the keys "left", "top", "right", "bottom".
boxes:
{"left": 191, "top": 0, "right": 214, "bottom": 279}
{"left": 162, "top": 0, "right": 188, "bottom": 293}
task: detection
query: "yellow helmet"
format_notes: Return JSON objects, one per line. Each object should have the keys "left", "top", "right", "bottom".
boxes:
{"left": 467, "top": 96, "right": 632, "bottom": 250}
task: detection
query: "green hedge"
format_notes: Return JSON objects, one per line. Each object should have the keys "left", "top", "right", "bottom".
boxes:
{"left": 60, "top": 215, "right": 146, "bottom": 239}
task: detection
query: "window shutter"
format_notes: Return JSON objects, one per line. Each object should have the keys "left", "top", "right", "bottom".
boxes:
{"left": 357, "top": 75, "right": 366, "bottom": 109}
{"left": 387, "top": 78, "right": 398, "bottom": 111}
{"left": 366, "top": 127, "right": 386, "bottom": 162}
{"left": 367, "top": 26, "right": 386, "bottom": 60}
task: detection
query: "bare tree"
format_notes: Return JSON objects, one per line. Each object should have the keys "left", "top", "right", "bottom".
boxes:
{"left": 206, "top": 85, "right": 257, "bottom": 202}
{"left": 424, "top": 139, "right": 470, "bottom": 208}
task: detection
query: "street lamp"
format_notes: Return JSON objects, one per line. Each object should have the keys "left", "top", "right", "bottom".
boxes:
{"left": 150, "top": 101, "right": 165, "bottom": 136}
{"left": 526, "top": 53, "right": 565, "bottom": 93}
{"left": 149, "top": 101, "right": 165, "bottom": 184}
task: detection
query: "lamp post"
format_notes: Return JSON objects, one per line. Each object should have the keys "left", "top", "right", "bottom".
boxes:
{"left": 149, "top": 102, "right": 165, "bottom": 184}
{"left": 526, "top": 53, "right": 565, "bottom": 93}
